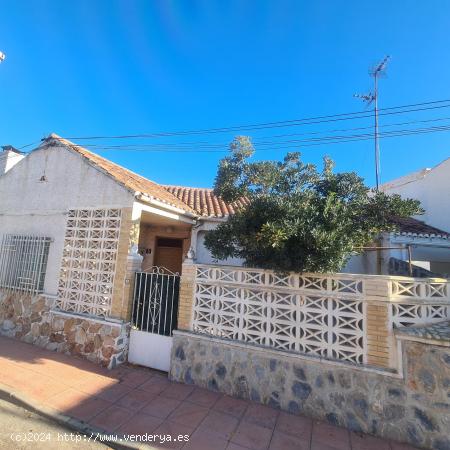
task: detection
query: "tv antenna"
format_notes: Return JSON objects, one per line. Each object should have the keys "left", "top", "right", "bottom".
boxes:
{"left": 354, "top": 55, "right": 390, "bottom": 191}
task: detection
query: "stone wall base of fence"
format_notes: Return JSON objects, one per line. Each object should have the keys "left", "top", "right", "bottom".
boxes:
{"left": 170, "top": 330, "right": 450, "bottom": 450}
{"left": 0, "top": 291, "right": 129, "bottom": 369}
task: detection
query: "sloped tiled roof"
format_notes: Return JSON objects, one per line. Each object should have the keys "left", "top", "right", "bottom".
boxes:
{"left": 392, "top": 216, "right": 450, "bottom": 239}
{"left": 164, "top": 185, "right": 250, "bottom": 217}
{"left": 44, "top": 134, "right": 197, "bottom": 214}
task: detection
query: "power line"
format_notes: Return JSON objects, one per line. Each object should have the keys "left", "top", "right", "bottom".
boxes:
{"left": 73, "top": 123, "right": 450, "bottom": 153}
{"left": 79, "top": 115, "right": 450, "bottom": 150}
{"left": 64, "top": 99, "right": 450, "bottom": 140}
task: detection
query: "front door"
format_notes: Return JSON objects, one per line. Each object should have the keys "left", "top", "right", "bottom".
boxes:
{"left": 153, "top": 237, "right": 183, "bottom": 275}
{"left": 128, "top": 267, "right": 180, "bottom": 371}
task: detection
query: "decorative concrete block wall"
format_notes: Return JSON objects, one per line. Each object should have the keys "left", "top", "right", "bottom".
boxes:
{"left": 170, "top": 330, "right": 450, "bottom": 449}
{"left": 177, "top": 264, "right": 450, "bottom": 371}
{"left": 0, "top": 206, "right": 139, "bottom": 368}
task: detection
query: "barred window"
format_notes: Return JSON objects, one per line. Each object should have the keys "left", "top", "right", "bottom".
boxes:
{"left": 0, "top": 235, "right": 51, "bottom": 294}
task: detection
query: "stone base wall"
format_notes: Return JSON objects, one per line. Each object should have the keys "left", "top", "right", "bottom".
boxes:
{"left": 0, "top": 291, "right": 129, "bottom": 368}
{"left": 170, "top": 331, "right": 450, "bottom": 450}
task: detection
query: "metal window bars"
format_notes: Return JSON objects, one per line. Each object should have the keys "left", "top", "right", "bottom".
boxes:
{"left": 132, "top": 266, "right": 180, "bottom": 336}
{"left": 0, "top": 234, "right": 52, "bottom": 294}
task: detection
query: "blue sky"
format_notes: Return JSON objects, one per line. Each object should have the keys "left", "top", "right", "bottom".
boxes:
{"left": 1, "top": 1, "right": 449, "bottom": 188}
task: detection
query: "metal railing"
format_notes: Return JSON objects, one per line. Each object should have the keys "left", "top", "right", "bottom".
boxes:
{"left": 132, "top": 267, "right": 180, "bottom": 336}
{"left": 0, "top": 234, "right": 51, "bottom": 294}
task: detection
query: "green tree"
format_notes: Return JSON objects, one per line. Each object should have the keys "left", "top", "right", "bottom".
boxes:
{"left": 204, "top": 136, "right": 423, "bottom": 273}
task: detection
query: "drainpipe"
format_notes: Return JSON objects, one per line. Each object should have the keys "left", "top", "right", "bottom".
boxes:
{"left": 188, "top": 220, "right": 205, "bottom": 262}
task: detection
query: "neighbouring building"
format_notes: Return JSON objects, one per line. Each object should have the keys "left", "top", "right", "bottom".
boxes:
{"left": 344, "top": 158, "right": 450, "bottom": 277}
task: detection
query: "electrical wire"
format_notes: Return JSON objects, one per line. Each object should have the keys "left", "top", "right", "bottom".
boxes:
{"left": 73, "top": 123, "right": 450, "bottom": 153}
{"left": 79, "top": 115, "right": 450, "bottom": 150}
{"left": 16, "top": 98, "right": 450, "bottom": 151}
{"left": 64, "top": 99, "right": 450, "bottom": 140}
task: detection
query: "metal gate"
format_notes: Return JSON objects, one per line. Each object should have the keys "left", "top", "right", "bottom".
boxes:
{"left": 128, "top": 266, "right": 180, "bottom": 371}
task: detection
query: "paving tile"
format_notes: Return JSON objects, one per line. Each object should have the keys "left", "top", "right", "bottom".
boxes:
{"left": 45, "top": 388, "right": 94, "bottom": 412}
{"left": 311, "top": 442, "right": 347, "bottom": 450}
{"left": 167, "top": 401, "right": 209, "bottom": 428}
{"left": 275, "top": 411, "right": 312, "bottom": 440}
{"left": 0, "top": 366, "right": 38, "bottom": 389}
{"left": 231, "top": 421, "right": 274, "bottom": 450}
{"left": 120, "top": 369, "right": 153, "bottom": 388}
{"left": 213, "top": 395, "right": 249, "bottom": 418}
{"left": 350, "top": 432, "right": 390, "bottom": 450}
{"left": 311, "top": 421, "right": 350, "bottom": 450}
{"left": 160, "top": 382, "right": 194, "bottom": 401}
{"left": 116, "top": 388, "right": 157, "bottom": 410}
{"left": 390, "top": 442, "right": 420, "bottom": 450}
{"left": 243, "top": 403, "right": 279, "bottom": 429}
{"left": 66, "top": 397, "right": 113, "bottom": 422}
{"left": 20, "top": 376, "right": 68, "bottom": 401}
{"left": 183, "top": 428, "right": 228, "bottom": 450}
{"left": 152, "top": 420, "right": 195, "bottom": 449}
{"left": 197, "top": 410, "right": 239, "bottom": 440}
{"left": 90, "top": 404, "right": 131, "bottom": 432}
{"left": 139, "top": 377, "right": 171, "bottom": 395}
{"left": 186, "top": 387, "right": 222, "bottom": 408}
{"left": 269, "top": 430, "right": 310, "bottom": 450}
{"left": 226, "top": 444, "right": 251, "bottom": 450}
{"left": 141, "top": 395, "right": 181, "bottom": 419}
{"left": 117, "top": 412, "right": 163, "bottom": 435}
{"left": 76, "top": 376, "right": 119, "bottom": 396}
{"left": 95, "top": 382, "right": 132, "bottom": 402}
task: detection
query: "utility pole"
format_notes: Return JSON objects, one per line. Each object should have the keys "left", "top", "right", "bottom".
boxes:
{"left": 355, "top": 55, "right": 390, "bottom": 191}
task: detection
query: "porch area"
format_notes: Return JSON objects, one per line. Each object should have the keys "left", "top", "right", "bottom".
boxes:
{"left": 126, "top": 204, "right": 194, "bottom": 371}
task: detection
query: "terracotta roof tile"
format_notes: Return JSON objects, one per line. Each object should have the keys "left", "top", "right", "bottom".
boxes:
{"left": 164, "top": 185, "right": 250, "bottom": 218}
{"left": 45, "top": 135, "right": 196, "bottom": 214}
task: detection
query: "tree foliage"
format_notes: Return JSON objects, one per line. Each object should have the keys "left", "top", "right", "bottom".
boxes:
{"left": 204, "top": 136, "right": 423, "bottom": 273}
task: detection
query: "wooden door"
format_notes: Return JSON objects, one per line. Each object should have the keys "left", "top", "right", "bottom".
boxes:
{"left": 154, "top": 237, "right": 183, "bottom": 274}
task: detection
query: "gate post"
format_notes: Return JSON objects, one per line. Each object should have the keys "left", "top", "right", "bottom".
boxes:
{"left": 177, "top": 262, "right": 196, "bottom": 331}
{"left": 122, "top": 245, "right": 143, "bottom": 321}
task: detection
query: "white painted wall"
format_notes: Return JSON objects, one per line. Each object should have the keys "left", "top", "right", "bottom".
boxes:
{"left": 195, "top": 224, "right": 245, "bottom": 267}
{"left": 0, "top": 150, "right": 25, "bottom": 175}
{"left": 0, "top": 144, "right": 134, "bottom": 295}
{"left": 381, "top": 158, "right": 450, "bottom": 233}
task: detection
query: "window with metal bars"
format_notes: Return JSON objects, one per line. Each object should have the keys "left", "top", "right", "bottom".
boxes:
{"left": 0, "top": 235, "right": 51, "bottom": 294}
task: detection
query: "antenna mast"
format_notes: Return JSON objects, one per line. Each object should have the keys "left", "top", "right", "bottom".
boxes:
{"left": 355, "top": 55, "right": 390, "bottom": 191}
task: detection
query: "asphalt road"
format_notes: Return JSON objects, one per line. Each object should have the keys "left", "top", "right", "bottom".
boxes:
{"left": 0, "top": 397, "right": 110, "bottom": 449}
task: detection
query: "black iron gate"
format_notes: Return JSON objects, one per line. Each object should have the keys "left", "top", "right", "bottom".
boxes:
{"left": 132, "top": 267, "right": 180, "bottom": 337}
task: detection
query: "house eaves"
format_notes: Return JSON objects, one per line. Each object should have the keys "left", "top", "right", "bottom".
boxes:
{"left": 41, "top": 134, "right": 199, "bottom": 217}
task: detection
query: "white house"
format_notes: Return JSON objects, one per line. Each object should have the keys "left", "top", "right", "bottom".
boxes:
{"left": 0, "top": 134, "right": 448, "bottom": 369}
{"left": 364, "top": 157, "right": 450, "bottom": 277}
{"left": 380, "top": 158, "right": 450, "bottom": 233}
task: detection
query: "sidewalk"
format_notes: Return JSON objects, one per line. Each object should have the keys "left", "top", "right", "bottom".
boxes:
{"left": 0, "top": 336, "right": 416, "bottom": 450}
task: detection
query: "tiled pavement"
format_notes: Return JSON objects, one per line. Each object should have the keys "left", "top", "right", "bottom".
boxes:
{"left": 0, "top": 337, "right": 417, "bottom": 450}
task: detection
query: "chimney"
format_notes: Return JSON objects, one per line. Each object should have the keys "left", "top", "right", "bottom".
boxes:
{"left": 0, "top": 145, "right": 25, "bottom": 175}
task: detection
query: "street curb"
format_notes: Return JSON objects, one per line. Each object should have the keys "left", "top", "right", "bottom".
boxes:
{"left": 0, "top": 382, "right": 157, "bottom": 450}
